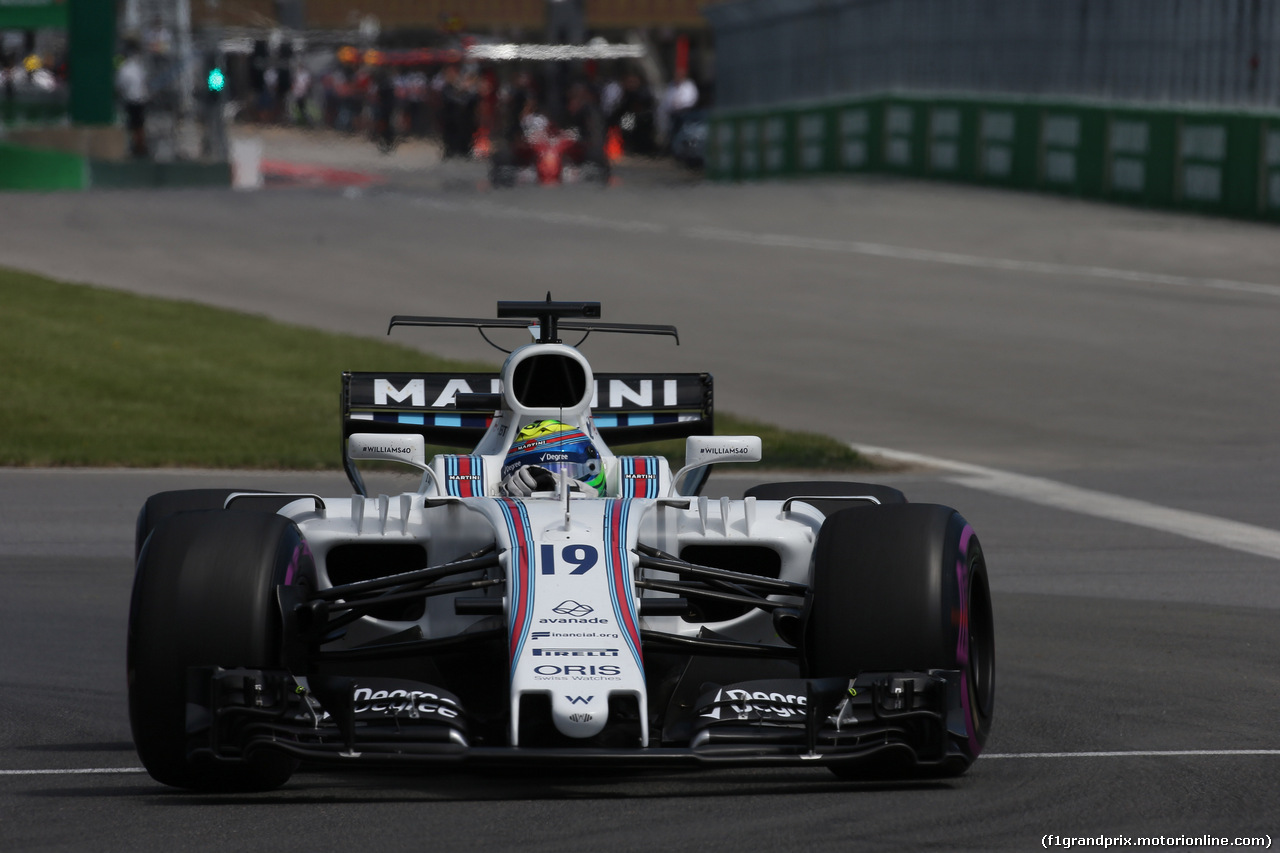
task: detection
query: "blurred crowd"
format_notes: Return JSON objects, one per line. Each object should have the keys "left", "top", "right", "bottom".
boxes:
{"left": 0, "top": 47, "right": 66, "bottom": 101}
{"left": 3, "top": 22, "right": 708, "bottom": 171}
{"left": 247, "top": 48, "right": 705, "bottom": 166}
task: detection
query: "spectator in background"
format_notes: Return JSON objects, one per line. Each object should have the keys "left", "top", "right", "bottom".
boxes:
{"left": 567, "top": 81, "right": 608, "bottom": 181}
{"left": 263, "top": 65, "right": 278, "bottom": 120}
{"left": 658, "top": 68, "right": 698, "bottom": 153}
{"left": 491, "top": 71, "right": 534, "bottom": 165}
{"left": 340, "top": 62, "right": 362, "bottom": 133}
{"left": 144, "top": 15, "right": 172, "bottom": 57}
{"left": 273, "top": 56, "right": 292, "bottom": 124}
{"left": 439, "top": 65, "right": 476, "bottom": 158}
{"left": 600, "top": 75, "right": 622, "bottom": 124}
{"left": 438, "top": 65, "right": 460, "bottom": 156}
{"left": 1, "top": 53, "right": 14, "bottom": 104}
{"left": 502, "top": 71, "right": 535, "bottom": 141}
{"left": 22, "top": 54, "right": 56, "bottom": 92}
{"left": 290, "top": 62, "right": 312, "bottom": 126}
{"left": 612, "top": 72, "right": 655, "bottom": 156}
{"left": 404, "top": 67, "right": 428, "bottom": 136}
{"left": 249, "top": 40, "right": 269, "bottom": 120}
{"left": 371, "top": 62, "right": 397, "bottom": 151}
{"left": 519, "top": 93, "right": 549, "bottom": 143}
{"left": 461, "top": 70, "right": 482, "bottom": 154}
{"left": 115, "top": 38, "right": 149, "bottom": 158}
{"left": 476, "top": 69, "right": 498, "bottom": 151}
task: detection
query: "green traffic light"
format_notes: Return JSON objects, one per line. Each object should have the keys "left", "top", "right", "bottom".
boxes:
{"left": 207, "top": 67, "right": 225, "bottom": 92}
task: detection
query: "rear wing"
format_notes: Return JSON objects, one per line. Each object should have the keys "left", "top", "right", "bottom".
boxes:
{"left": 342, "top": 369, "right": 713, "bottom": 463}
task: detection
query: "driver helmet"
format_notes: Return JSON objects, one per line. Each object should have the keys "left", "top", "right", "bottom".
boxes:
{"left": 502, "top": 420, "right": 605, "bottom": 494}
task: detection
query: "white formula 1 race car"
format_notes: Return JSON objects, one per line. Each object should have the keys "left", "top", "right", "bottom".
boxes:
{"left": 127, "top": 298, "right": 995, "bottom": 791}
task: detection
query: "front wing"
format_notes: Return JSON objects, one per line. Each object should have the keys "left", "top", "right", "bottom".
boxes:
{"left": 188, "top": 667, "right": 973, "bottom": 775}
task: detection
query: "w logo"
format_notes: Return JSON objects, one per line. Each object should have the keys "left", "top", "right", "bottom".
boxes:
{"left": 566, "top": 695, "right": 593, "bottom": 705}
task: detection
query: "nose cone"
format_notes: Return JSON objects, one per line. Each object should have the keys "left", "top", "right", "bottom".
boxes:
{"left": 550, "top": 693, "right": 609, "bottom": 738}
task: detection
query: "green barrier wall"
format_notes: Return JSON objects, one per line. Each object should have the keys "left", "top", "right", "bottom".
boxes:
{"left": 67, "top": 0, "right": 117, "bottom": 125}
{"left": 88, "top": 160, "right": 233, "bottom": 189}
{"left": 0, "top": 143, "right": 231, "bottom": 192}
{"left": 1, "top": 100, "right": 69, "bottom": 125}
{"left": 709, "top": 94, "right": 1280, "bottom": 223}
{"left": 0, "top": 142, "right": 88, "bottom": 190}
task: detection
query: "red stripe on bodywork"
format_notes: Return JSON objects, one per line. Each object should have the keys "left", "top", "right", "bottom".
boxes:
{"left": 456, "top": 456, "right": 475, "bottom": 497}
{"left": 608, "top": 500, "right": 644, "bottom": 664}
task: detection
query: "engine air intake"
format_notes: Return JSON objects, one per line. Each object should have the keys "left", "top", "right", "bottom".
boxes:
{"left": 511, "top": 353, "right": 588, "bottom": 409}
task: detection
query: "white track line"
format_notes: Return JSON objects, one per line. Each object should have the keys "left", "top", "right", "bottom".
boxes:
{"left": 983, "top": 750, "right": 1280, "bottom": 759}
{"left": 5, "top": 752, "right": 1278, "bottom": 776}
{"left": 401, "top": 197, "right": 1280, "bottom": 300}
{"left": 0, "top": 767, "right": 145, "bottom": 776}
{"left": 410, "top": 197, "right": 666, "bottom": 234}
{"left": 683, "top": 227, "right": 1280, "bottom": 299}
{"left": 852, "top": 444, "right": 1280, "bottom": 562}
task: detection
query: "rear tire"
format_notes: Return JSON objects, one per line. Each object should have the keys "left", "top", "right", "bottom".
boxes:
{"left": 127, "top": 510, "right": 314, "bottom": 791}
{"left": 804, "top": 504, "right": 994, "bottom": 777}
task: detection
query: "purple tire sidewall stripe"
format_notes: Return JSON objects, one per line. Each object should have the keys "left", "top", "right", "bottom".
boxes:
{"left": 956, "top": 523, "right": 979, "bottom": 756}
{"left": 284, "top": 538, "right": 312, "bottom": 587}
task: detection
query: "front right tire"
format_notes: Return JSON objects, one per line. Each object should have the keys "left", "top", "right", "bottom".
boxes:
{"left": 804, "top": 503, "right": 995, "bottom": 777}
{"left": 743, "top": 480, "right": 907, "bottom": 518}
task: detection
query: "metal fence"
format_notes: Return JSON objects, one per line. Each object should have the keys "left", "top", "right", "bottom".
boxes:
{"left": 706, "top": 0, "right": 1280, "bottom": 111}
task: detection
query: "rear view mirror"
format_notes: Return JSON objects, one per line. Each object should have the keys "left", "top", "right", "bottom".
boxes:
{"left": 671, "top": 435, "right": 763, "bottom": 495}
{"left": 347, "top": 434, "right": 428, "bottom": 470}
{"left": 683, "top": 435, "right": 763, "bottom": 468}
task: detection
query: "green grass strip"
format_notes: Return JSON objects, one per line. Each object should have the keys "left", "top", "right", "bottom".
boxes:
{"left": 0, "top": 267, "right": 874, "bottom": 472}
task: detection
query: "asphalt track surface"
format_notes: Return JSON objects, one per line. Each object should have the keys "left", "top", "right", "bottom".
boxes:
{"left": 3, "top": 139, "right": 1279, "bottom": 850}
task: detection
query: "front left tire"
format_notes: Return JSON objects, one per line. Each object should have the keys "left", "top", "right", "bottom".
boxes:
{"left": 134, "top": 488, "right": 278, "bottom": 563}
{"left": 128, "top": 510, "right": 314, "bottom": 791}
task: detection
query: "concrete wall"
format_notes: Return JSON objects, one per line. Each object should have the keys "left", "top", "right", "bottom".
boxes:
{"left": 6, "top": 126, "right": 129, "bottom": 161}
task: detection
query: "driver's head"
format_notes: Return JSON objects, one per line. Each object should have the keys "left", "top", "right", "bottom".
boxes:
{"left": 502, "top": 420, "right": 605, "bottom": 494}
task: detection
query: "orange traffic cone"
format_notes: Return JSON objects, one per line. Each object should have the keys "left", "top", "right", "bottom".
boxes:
{"left": 606, "top": 127, "right": 623, "bottom": 163}
{"left": 472, "top": 127, "right": 491, "bottom": 159}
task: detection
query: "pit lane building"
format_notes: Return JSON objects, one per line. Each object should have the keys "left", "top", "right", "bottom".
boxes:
{"left": 189, "top": 0, "right": 720, "bottom": 90}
